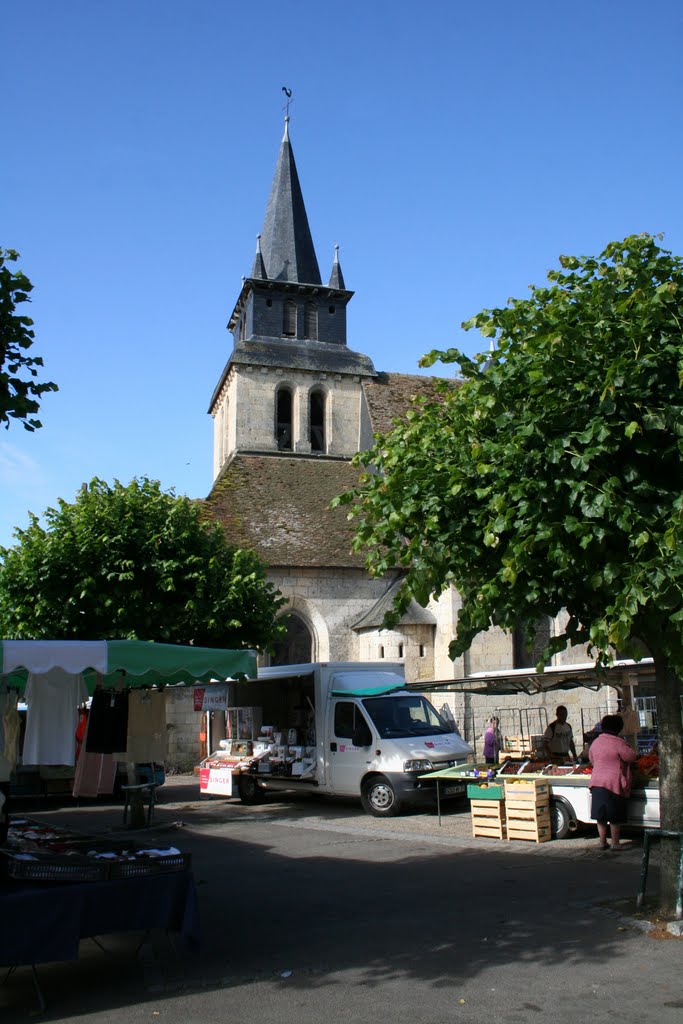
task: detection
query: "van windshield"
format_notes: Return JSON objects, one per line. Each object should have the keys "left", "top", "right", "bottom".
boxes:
{"left": 362, "top": 696, "right": 453, "bottom": 739}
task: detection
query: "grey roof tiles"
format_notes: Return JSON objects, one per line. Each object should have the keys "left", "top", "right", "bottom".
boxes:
{"left": 259, "top": 121, "right": 322, "bottom": 285}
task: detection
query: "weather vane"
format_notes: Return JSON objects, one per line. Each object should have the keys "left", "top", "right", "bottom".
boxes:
{"left": 282, "top": 86, "right": 293, "bottom": 121}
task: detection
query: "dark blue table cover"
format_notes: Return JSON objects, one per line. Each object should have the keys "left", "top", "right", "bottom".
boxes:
{"left": 0, "top": 869, "right": 200, "bottom": 966}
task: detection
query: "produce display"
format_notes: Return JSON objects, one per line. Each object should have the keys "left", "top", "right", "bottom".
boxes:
{"left": 636, "top": 750, "right": 659, "bottom": 777}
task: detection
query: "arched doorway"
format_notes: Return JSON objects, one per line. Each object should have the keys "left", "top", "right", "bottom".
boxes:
{"left": 271, "top": 612, "right": 314, "bottom": 665}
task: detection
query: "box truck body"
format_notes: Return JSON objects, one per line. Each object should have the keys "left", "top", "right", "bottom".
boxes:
{"left": 201, "top": 662, "right": 473, "bottom": 816}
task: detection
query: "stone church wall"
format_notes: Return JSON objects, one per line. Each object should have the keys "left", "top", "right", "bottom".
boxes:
{"left": 268, "top": 566, "right": 394, "bottom": 662}
{"left": 222, "top": 366, "right": 364, "bottom": 459}
{"left": 430, "top": 686, "right": 620, "bottom": 761}
{"left": 164, "top": 686, "right": 201, "bottom": 769}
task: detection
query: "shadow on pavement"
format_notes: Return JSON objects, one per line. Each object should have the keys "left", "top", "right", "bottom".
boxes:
{"left": 1, "top": 776, "right": 662, "bottom": 1022}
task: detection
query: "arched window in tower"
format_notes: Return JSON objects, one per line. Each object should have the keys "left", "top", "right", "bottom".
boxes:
{"left": 283, "top": 300, "right": 297, "bottom": 337}
{"left": 304, "top": 302, "right": 318, "bottom": 340}
{"left": 276, "top": 387, "right": 293, "bottom": 451}
{"left": 309, "top": 389, "right": 326, "bottom": 453}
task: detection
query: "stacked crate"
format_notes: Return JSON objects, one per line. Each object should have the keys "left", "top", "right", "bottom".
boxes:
{"left": 503, "top": 779, "right": 552, "bottom": 843}
{"left": 467, "top": 783, "right": 506, "bottom": 840}
{"left": 502, "top": 734, "right": 545, "bottom": 759}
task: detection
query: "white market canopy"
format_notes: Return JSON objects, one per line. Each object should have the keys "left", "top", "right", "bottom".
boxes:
{"left": 409, "top": 658, "right": 657, "bottom": 696}
{"left": 0, "top": 640, "right": 257, "bottom": 692}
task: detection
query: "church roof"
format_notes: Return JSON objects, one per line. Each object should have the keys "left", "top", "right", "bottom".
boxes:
{"left": 204, "top": 454, "right": 368, "bottom": 568}
{"left": 350, "top": 577, "right": 437, "bottom": 630}
{"left": 259, "top": 120, "right": 322, "bottom": 285}
{"left": 230, "top": 337, "right": 376, "bottom": 377}
{"left": 363, "top": 372, "right": 457, "bottom": 435}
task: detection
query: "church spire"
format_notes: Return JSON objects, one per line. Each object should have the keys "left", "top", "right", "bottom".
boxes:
{"left": 328, "top": 243, "right": 346, "bottom": 290}
{"left": 257, "top": 119, "right": 322, "bottom": 285}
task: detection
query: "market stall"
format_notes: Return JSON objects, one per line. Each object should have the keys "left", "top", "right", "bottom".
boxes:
{"left": 422, "top": 755, "right": 660, "bottom": 836}
{"left": 0, "top": 639, "right": 256, "bottom": 996}
{"left": 0, "top": 639, "right": 257, "bottom": 810}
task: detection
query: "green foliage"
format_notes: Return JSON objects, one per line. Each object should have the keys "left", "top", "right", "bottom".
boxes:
{"left": 0, "top": 248, "right": 58, "bottom": 431}
{"left": 336, "top": 235, "right": 683, "bottom": 671}
{"left": 0, "top": 477, "right": 286, "bottom": 651}
{"left": 338, "top": 232, "right": 683, "bottom": 900}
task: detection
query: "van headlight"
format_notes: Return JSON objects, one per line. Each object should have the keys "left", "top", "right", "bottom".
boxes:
{"left": 403, "top": 759, "right": 434, "bottom": 773}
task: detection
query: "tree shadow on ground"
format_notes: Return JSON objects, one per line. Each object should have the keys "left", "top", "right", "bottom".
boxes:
{"left": 1, "top": 792, "right": 668, "bottom": 1023}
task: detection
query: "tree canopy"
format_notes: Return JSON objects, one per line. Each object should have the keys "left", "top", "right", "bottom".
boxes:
{"left": 0, "top": 477, "right": 285, "bottom": 652}
{"left": 0, "top": 248, "right": 57, "bottom": 431}
{"left": 335, "top": 234, "right": 683, "bottom": 908}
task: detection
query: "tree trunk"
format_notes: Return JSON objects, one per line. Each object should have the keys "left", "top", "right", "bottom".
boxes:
{"left": 650, "top": 647, "right": 683, "bottom": 917}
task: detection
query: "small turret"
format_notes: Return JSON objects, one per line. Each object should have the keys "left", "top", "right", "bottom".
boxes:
{"left": 328, "top": 244, "right": 346, "bottom": 290}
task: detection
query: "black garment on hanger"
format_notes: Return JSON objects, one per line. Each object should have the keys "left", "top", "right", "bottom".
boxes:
{"left": 85, "top": 689, "right": 129, "bottom": 754}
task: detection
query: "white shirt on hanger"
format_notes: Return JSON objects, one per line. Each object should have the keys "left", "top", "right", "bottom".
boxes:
{"left": 22, "top": 668, "right": 89, "bottom": 766}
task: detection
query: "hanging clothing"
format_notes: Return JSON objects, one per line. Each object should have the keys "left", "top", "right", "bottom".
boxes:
{"left": 22, "top": 668, "right": 88, "bottom": 766}
{"left": 2, "top": 692, "right": 20, "bottom": 775}
{"left": 1, "top": 686, "right": 19, "bottom": 782}
{"left": 86, "top": 688, "right": 129, "bottom": 754}
{"left": 126, "top": 690, "right": 167, "bottom": 763}
{"left": 75, "top": 709, "right": 88, "bottom": 762}
{"left": 72, "top": 708, "right": 117, "bottom": 797}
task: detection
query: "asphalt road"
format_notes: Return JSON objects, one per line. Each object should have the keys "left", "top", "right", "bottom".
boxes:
{"left": 2, "top": 778, "right": 681, "bottom": 1023}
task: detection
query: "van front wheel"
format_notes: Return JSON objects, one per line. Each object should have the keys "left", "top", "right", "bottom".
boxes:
{"left": 361, "top": 775, "right": 402, "bottom": 817}
{"left": 237, "top": 774, "right": 267, "bottom": 805}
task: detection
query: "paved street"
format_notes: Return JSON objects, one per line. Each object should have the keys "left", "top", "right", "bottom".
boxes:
{"left": 2, "top": 778, "right": 681, "bottom": 1023}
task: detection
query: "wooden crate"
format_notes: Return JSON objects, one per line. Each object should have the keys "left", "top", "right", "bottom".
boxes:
{"left": 471, "top": 798, "right": 506, "bottom": 840}
{"left": 504, "top": 778, "right": 551, "bottom": 842}
{"left": 505, "top": 802, "right": 550, "bottom": 820}
{"left": 504, "top": 779, "right": 550, "bottom": 801}
{"left": 506, "top": 821, "right": 552, "bottom": 843}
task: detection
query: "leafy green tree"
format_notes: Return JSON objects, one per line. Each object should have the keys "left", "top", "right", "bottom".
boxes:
{"left": 336, "top": 235, "right": 683, "bottom": 912}
{"left": 0, "top": 248, "right": 57, "bottom": 430}
{"left": 0, "top": 477, "right": 285, "bottom": 652}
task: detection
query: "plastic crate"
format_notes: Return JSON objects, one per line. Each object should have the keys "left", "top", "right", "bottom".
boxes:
{"left": 1, "top": 849, "right": 108, "bottom": 883}
{"left": 467, "top": 783, "right": 504, "bottom": 801}
{"left": 108, "top": 852, "right": 191, "bottom": 878}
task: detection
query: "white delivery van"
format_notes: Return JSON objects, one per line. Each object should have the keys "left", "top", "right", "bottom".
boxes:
{"left": 204, "top": 662, "right": 473, "bottom": 817}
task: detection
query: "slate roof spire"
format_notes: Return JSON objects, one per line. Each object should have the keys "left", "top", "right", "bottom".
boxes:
{"left": 251, "top": 234, "right": 267, "bottom": 280}
{"left": 328, "top": 243, "right": 346, "bottom": 289}
{"left": 258, "top": 118, "right": 322, "bottom": 285}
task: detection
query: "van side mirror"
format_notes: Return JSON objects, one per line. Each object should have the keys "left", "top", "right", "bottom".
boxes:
{"left": 352, "top": 723, "right": 372, "bottom": 747}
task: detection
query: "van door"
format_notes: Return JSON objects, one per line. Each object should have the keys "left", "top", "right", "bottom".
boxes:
{"left": 327, "top": 700, "right": 375, "bottom": 795}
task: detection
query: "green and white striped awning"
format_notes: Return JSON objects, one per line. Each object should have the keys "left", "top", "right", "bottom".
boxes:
{"left": 0, "top": 640, "right": 257, "bottom": 692}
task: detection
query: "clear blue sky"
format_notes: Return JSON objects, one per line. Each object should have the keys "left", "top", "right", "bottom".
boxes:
{"left": 2, "top": 1, "right": 682, "bottom": 549}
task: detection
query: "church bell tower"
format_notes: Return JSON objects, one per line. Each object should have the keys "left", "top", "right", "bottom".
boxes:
{"left": 208, "top": 117, "right": 376, "bottom": 477}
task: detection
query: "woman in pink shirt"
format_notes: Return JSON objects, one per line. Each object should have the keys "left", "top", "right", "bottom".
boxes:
{"left": 589, "top": 714, "right": 638, "bottom": 850}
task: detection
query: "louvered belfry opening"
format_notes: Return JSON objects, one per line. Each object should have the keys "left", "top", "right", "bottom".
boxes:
{"left": 304, "top": 301, "right": 318, "bottom": 340}
{"left": 283, "top": 300, "right": 297, "bottom": 337}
